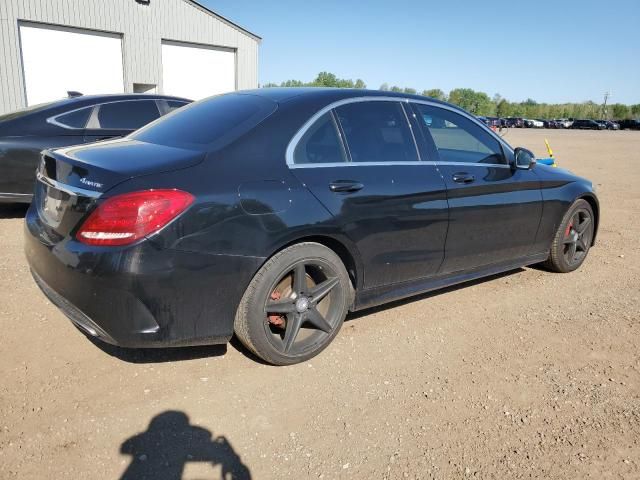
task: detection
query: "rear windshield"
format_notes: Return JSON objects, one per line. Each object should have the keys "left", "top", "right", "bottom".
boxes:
{"left": 0, "top": 101, "right": 55, "bottom": 123}
{"left": 130, "top": 93, "right": 277, "bottom": 150}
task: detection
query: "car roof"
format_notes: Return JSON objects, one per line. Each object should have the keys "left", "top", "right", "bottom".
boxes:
{"left": 240, "top": 87, "right": 460, "bottom": 111}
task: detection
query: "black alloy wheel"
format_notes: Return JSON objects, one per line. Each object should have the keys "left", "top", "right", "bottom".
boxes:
{"left": 544, "top": 199, "right": 595, "bottom": 273}
{"left": 235, "top": 243, "right": 351, "bottom": 365}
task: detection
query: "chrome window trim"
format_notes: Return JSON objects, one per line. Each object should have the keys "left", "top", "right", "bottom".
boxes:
{"left": 47, "top": 98, "right": 163, "bottom": 131}
{"left": 285, "top": 96, "right": 514, "bottom": 169}
{"left": 36, "top": 172, "right": 102, "bottom": 199}
{"left": 289, "top": 161, "right": 511, "bottom": 169}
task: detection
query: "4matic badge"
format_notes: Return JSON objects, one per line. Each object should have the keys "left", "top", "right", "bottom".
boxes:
{"left": 79, "top": 178, "right": 104, "bottom": 189}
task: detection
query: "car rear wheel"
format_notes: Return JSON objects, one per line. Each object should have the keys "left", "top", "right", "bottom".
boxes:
{"left": 234, "top": 242, "right": 352, "bottom": 365}
{"left": 543, "top": 199, "right": 594, "bottom": 273}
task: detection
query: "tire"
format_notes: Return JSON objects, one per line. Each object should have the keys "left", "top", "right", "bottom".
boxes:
{"left": 234, "top": 242, "right": 352, "bottom": 365}
{"left": 543, "top": 199, "right": 595, "bottom": 273}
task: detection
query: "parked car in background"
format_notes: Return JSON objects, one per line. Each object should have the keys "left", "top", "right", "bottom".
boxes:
{"left": 24, "top": 88, "right": 599, "bottom": 365}
{"left": 571, "top": 119, "right": 606, "bottom": 130}
{"left": 524, "top": 119, "right": 544, "bottom": 128}
{"left": 597, "top": 120, "right": 620, "bottom": 130}
{"left": 505, "top": 117, "right": 524, "bottom": 128}
{"left": 0, "top": 94, "right": 191, "bottom": 203}
{"left": 618, "top": 119, "right": 640, "bottom": 130}
{"left": 554, "top": 119, "right": 572, "bottom": 129}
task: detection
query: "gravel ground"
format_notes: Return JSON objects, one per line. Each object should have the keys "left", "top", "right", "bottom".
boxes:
{"left": 0, "top": 129, "right": 639, "bottom": 479}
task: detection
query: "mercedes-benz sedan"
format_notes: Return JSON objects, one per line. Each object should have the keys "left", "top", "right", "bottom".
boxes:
{"left": 25, "top": 88, "right": 599, "bottom": 365}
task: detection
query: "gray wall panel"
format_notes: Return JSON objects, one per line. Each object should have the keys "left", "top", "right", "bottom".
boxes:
{"left": 0, "top": 0, "right": 259, "bottom": 114}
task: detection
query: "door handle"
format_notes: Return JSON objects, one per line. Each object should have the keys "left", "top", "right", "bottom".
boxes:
{"left": 329, "top": 180, "right": 364, "bottom": 193}
{"left": 452, "top": 172, "right": 475, "bottom": 184}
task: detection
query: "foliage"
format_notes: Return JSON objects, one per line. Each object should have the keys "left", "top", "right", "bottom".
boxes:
{"left": 262, "top": 72, "right": 638, "bottom": 119}
{"left": 422, "top": 89, "right": 447, "bottom": 101}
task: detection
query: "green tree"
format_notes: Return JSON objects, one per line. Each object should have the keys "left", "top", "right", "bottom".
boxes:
{"left": 379, "top": 83, "right": 389, "bottom": 91}
{"left": 422, "top": 89, "right": 446, "bottom": 101}
{"left": 354, "top": 79, "right": 367, "bottom": 89}
{"left": 403, "top": 87, "right": 417, "bottom": 95}
{"left": 448, "top": 88, "right": 492, "bottom": 115}
{"left": 390, "top": 86, "right": 403, "bottom": 92}
{"left": 630, "top": 104, "right": 640, "bottom": 118}
{"left": 280, "top": 79, "right": 305, "bottom": 87}
{"left": 611, "top": 104, "right": 629, "bottom": 119}
{"left": 496, "top": 99, "right": 511, "bottom": 118}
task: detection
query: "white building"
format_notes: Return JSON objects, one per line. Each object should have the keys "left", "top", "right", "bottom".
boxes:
{"left": 0, "top": 0, "right": 260, "bottom": 114}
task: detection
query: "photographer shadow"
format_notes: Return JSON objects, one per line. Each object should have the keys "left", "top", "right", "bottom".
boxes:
{"left": 120, "top": 410, "right": 251, "bottom": 480}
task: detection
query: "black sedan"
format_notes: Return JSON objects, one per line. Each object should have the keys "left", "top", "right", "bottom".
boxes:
{"left": 571, "top": 119, "right": 606, "bottom": 130}
{"left": 0, "top": 94, "right": 191, "bottom": 203}
{"left": 25, "top": 89, "right": 599, "bottom": 365}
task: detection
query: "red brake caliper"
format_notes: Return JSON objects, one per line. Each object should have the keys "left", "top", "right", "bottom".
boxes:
{"left": 268, "top": 291, "right": 286, "bottom": 327}
{"left": 565, "top": 222, "right": 573, "bottom": 238}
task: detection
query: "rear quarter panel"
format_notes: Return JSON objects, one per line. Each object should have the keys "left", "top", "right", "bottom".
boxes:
{"left": 0, "top": 136, "right": 85, "bottom": 195}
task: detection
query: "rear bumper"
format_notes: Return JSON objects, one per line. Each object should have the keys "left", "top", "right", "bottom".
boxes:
{"left": 24, "top": 206, "right": 264, "bottom": 348}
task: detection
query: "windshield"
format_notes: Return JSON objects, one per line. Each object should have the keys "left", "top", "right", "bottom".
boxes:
{"left": 0, "top": 101, "right": 56, "bottom": 123}
{"left": 131, "top": 93, "right": 278, "bottom": 150}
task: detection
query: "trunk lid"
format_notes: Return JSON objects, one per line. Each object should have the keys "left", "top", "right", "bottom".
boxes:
{"left": 33, "top": 138, "right": 206, "bottom": 239}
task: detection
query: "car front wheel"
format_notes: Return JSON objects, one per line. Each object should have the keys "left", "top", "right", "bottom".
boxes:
{"left": 234, "top": 242, "right": 352, "bottom": 365}
{"left": 543, "top": 199, "right": 595, "bottom": 273}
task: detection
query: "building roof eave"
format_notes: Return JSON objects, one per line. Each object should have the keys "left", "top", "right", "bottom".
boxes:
{"left": 186, "top": 0, "right": 262, "bottom": 43}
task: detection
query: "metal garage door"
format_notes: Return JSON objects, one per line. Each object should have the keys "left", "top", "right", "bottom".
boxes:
{"left": 19, "top": 23, "right": 124, "bottom": 106}
{"left": 161, "top": 41, "right": 235, "bottom": 100}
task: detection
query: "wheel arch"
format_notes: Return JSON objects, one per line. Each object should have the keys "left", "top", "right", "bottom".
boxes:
{"left": 269, "top": 234, "right": 363, "bottom": 295}
{"left": 578, "top": 193, "right": 600, "bottom": 245}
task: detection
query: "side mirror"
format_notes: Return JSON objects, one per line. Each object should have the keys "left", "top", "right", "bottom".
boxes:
{"left": 514, "top": 147, "right": 536, "bottom": 170}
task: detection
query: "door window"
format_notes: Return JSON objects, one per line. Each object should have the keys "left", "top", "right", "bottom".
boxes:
{"left": 96, "top": 100, "right": 161, "bottom": 129}
{"left": 334, "top": 101, "right": 419, "bottom": 163}
{"left": 413, "top": 104, "right": 506, "bottom": 165}
{"left": 293, "top": 112, "right": 347, "bottom": 165}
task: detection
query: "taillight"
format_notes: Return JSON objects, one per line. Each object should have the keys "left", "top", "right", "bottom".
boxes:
{"left": 77, "top": 189, "right": 194, "bottom": 246}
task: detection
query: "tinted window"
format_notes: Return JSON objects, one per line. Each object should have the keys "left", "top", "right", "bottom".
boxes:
{"left": 335, "top": 101, "right": 418, "bottom": 163}
{"left": 54, "top": 107, "right": 92, "bottom": 128}
{"left": 413, "top": 104, "right": 505, "bottom": 165}
{"left": 166, "top": 100, "right": 189, "bottom": 113}
{"left": 131, "top": 94, "right": 278, "bottom": 149}
{"left": 97, "top": 100, "right": 160, "bottom": 129}
{"left": 294, "top": 113, "right": 347, "bottom": 165}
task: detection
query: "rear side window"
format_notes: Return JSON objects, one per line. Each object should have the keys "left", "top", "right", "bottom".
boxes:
{"left": 131, "top": 94, "right": 278, "bottom": 149}
{"left": 293, "top": 112, "right": 347, "bottom": 165}
{"left": 96, "top": 100, "right": 161, "bottom": 129}
{"left": 54, "top": 107, "right": 92, "bottom": 128}
{"left": 413, "top": 103, "right": 506, "bottom": 165}
{"left": 165, "top": 100, "right": 189, "bottom": 113}
{"left": 334, "top": 101, "right": 418, "bottom": 163}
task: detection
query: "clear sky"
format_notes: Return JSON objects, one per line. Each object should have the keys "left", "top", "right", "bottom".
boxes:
{"left": 201, "top": 0, "right": 639, "bottom": 104}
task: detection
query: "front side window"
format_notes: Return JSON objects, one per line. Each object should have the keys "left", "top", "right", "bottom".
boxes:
{"left": 334, "top": 101, "right": 418, "bottom": 163}
{"left": 413, "top": 103, "right": 506, "bottom": 165}
{"left": 96, "top": 100, "right": 161, "bottom": 129}
{"left": 293, "top": 112, "right": 347, "bottom": 165}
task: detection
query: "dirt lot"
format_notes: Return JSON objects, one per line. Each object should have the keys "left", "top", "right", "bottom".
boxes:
{"left": 0, "top": 129, "right": 639, "bottom": 479}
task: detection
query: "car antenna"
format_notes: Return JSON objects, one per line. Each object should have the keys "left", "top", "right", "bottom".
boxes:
{"left": 67, "top": 91, "right": 83, "bottom": 98}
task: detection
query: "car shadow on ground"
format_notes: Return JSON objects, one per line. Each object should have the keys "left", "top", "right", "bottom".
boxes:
{"left": 119, "top": 410, "right": 251, "bottom": 480}
{"left": 87, "top": 335, "right": 228, "bottom": 364}
{"left": 0, "top": 204, "right": 29, "bottom": 219}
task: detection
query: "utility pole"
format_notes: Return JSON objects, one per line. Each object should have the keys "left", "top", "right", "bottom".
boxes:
{"left": 603, "top": 91, "right": 611, "bottom": 120}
